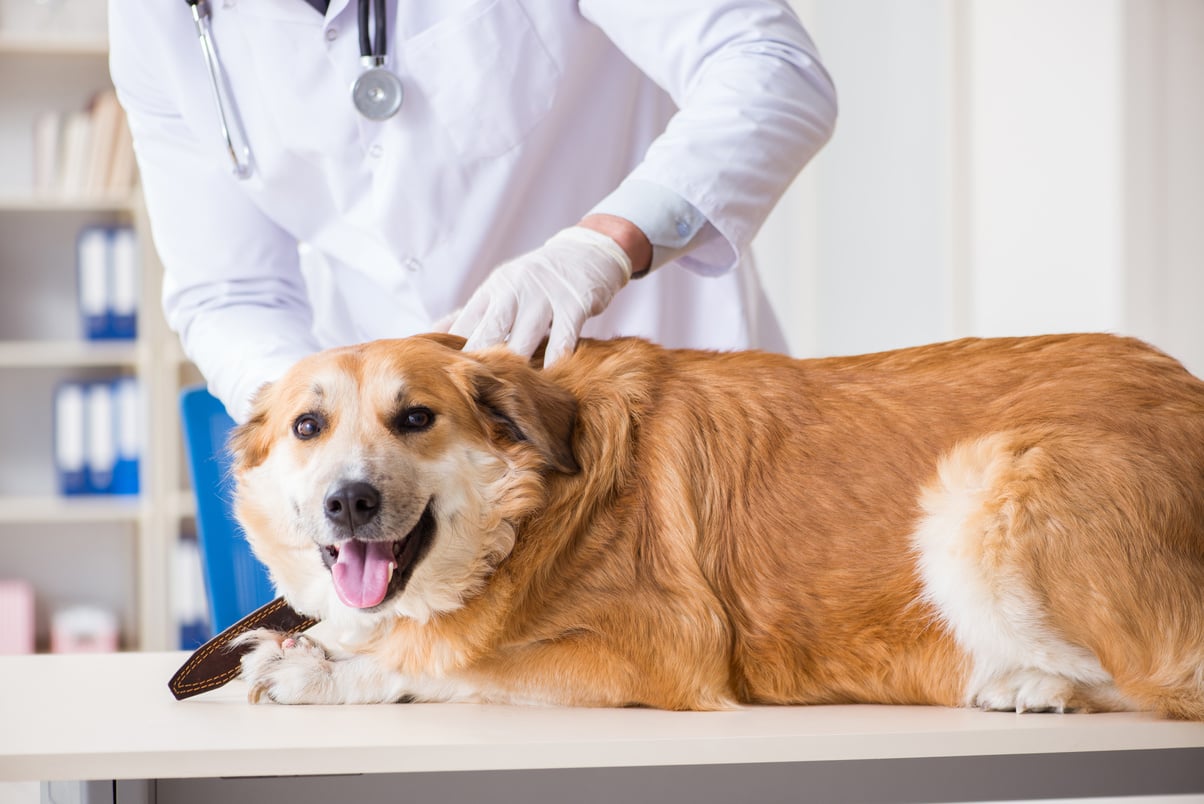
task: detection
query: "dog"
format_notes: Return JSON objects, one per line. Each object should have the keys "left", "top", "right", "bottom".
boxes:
{"left": 231, "top": 332, "right": 1204, "bottom": 718}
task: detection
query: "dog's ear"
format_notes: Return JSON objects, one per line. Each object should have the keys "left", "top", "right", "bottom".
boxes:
{"left": 228, "top": 382, "right": 275, "bottom": 471}
{"left": 470, "top": 353, "right": 579, "bottom": 475}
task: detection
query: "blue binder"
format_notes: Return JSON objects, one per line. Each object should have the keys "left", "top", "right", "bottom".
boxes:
{"left": 76, "top": 227, "right": 110, "bottom": 341}
{"left": 179, "top": 386, "right": 276, "bottom": 634}
{"left": 108, "top": 227, "right": 139, "bottom": 340}
{"left": 76, "top": 225, "right": 139, "bottom": 341}
{"left": 111, "top": 377, "right": 140, "bottom": 496}
{"left": 54, "top": 382, "right": 88, "bottom": 496}
{"left": 83, "top": 381, "right": 116, "bottom": 493}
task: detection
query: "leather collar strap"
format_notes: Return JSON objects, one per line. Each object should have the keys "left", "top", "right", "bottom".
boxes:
{"left": 168, "top": 597, "right": 319, "bottom": 700}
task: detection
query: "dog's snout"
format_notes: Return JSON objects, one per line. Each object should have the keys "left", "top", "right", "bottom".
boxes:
{"left": 324, "top": 481, "right": 381, "bottom": 531}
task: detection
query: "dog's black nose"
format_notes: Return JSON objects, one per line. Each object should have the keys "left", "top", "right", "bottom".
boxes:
{"left": 324, "top": 481, "right": 381, "bottom": 530}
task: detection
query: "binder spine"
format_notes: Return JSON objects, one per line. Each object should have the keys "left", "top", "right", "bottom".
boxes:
{"left": 76, "top": 226, "right": 139, "bottom": 341}
{"left": 84, "top": 382, "right": 116, "bottom": 494}
{"left": 109, "top": 227, "right": 139, "bottom": 340}
{"left": 54, "top": 382, "right": 88, "bottom": 496}
{"left": 76, "top": 227, "right": 110, "bottom": 340}
{"left": 111, "top": 377, "right": 141, "bottom": 496}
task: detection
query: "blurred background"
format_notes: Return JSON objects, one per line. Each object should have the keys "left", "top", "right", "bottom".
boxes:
{"left": 0, "top": 2, "right": 1202, "bottom": 801}
{"left": 0, "top": 0, "right": 1200, "bottom": 656}
{"left": 758, "top": 0, "right": 1204, "bottom": 380}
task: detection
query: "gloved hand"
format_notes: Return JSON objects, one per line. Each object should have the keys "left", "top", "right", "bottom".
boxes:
{"left": 441, "top": 226, "right": 633, "bottom": 367}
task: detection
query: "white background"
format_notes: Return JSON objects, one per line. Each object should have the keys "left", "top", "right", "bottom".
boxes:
{"left": 755, "top": 0, "right": 1204, "bottom": 379}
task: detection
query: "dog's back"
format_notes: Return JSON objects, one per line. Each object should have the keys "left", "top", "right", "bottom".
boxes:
{"left": 545, "top": 334, "right": 1204, "bottom": 716}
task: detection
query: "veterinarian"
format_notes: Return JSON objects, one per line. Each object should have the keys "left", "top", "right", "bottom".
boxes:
{"left": 109, "top": 1, "right": 837, "bottom": 422}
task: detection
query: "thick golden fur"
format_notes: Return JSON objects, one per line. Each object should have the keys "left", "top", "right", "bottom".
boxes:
{"left": 231, "top": 333, "right": 1204, "bottom": 717}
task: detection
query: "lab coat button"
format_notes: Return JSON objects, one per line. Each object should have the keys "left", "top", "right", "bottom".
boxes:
{"left": 325, "top": 28, "right": 338, "bottom": 42}
{"left": 404, "top": 258, "right": 422, "bottom": 273}
{"left": 675, "top": 219, "right": 691, "bottom": 238}
{"left": 369, "top": 144, "right": 384, "bottom": 158}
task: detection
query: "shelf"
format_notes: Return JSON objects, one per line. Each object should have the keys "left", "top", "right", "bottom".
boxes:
{"left": 0, "top": 494, "right": 144, "bottom": 524}
{"left": 0, "top": 340, "right": 144, "bottom": 368}
{"left": 0, "top": 194, "right": 135, "bottom": 213}
{"left": 167, "top": 340, "right": 191, "bottom": 367}
{"left": 1, "top": 492, "right": 207, "bottom": 529}
{"left": 1, "top": 10, "right": 186, "bottom": 652}
{"left": 0, "top": 32, "right": 108, "bottom": 56}
{"left": 170, "top": 490, "right": 198, "bottom": 522}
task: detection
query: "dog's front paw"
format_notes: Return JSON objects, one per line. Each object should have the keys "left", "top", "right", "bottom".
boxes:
{"left": 236, "top": 629, "right": 334, "bottom": 704}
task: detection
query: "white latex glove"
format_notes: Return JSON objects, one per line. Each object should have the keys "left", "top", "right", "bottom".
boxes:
{"left": 442, "top": 226, "right": 633, "bottom": 366}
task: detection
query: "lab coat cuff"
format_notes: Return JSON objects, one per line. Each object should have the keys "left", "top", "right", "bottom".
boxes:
{"left": 223, "top": 350, "right": 312, "bottom": 424}
{"left": 588, "top": 179, "right": 709, "bottom": 277}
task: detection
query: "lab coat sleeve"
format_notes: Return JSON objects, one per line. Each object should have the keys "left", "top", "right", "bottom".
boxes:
{"left": 577, "top": 0, "right": 837, "bottom": 277}
{"left": 589, "top": 178, "right": 711, "bottom": 274}
{"left": 109, "top": 3, "right": 320, "bottom": 423}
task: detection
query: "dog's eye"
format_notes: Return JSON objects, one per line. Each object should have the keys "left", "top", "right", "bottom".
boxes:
{"left": 396, "top": 407, "right": 434, "bottom": 432}
{"left": 293, "top": 414, "right": 323, "bottom": 440}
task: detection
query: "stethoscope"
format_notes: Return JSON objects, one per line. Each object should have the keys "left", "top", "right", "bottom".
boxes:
{"left": 185, "top": 0, "right": 404, "bottom": 180}
{"left": 350, "top": 0, "right": 405, "bottom": 121}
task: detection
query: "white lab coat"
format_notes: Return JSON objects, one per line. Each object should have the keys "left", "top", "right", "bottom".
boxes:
{"left": 109, "top": 0, "right": 836, "bottom": 422}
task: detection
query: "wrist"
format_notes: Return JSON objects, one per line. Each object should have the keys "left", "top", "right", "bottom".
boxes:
{"left": 578, "top": 214, "right": 653, "bottom": 278}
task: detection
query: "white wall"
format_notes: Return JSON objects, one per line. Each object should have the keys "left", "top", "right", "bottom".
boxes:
{"left": 754, "top": 0, "right": 1204, "bottom": 378}
{"left": 964, "top": 0, "right": 1125, "bottom": 338}
{"left": 1123, "top": 0, "right": 1204, "bottom": 378}
{"left": 757, "top": 0, "right": 957, "bottom": 359}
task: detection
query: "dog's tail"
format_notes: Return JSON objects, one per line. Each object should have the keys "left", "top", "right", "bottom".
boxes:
{"left": 1105, "top": 556, "right": 1204, "bottom": 720}
{"left": 1054, "top": 532, "right": 1204, "bottom": 721}
{"left": 1117, "top": 663, "right": 1204, "bottom": 721}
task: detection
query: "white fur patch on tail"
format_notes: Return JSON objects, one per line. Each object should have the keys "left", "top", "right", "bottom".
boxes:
{"left": 910, "top": 434, "right": 1123, "bottom": 712}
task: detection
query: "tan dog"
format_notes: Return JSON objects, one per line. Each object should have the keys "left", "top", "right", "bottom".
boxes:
{"left": 232, "top": 333, "right": 1204, "bottom": 718}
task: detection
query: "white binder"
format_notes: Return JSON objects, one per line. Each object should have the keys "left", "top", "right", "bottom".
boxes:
{"left": 109, "top": 227, "right": 139, "bottom": 338}
{"left": 84, "top": 382, "right": 116, "bottom": 493}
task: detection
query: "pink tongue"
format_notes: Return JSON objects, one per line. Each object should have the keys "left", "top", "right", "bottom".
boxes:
{"left": 331, "top": 540, "right": 396, "bottom": 609}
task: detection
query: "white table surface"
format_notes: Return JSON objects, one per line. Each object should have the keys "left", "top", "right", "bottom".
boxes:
{"left": 2, "top": 651, "right": 1203, "bottom": 783}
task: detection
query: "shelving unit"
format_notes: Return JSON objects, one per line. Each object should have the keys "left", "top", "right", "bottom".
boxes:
{"left": 0, "top": 21, "right": 195, "bottom": 652}
{"left": 0, "top": 339, "right": 143, "bottom": 368}
{"left": 0, "top": 32, "right": 108, "bottom": 57}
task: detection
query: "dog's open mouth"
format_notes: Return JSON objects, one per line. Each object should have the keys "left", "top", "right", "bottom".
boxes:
{"left": 319, "top": 500, "right": 437, "bottom": 610}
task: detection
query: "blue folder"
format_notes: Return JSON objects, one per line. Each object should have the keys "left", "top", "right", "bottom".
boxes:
{"left": 110, "top": 377, "right": 141, "bottom": 496}
{"left": 54, "top": 382, "right": 88, "bottom": 496}
{"left": 179, "top": 386, "right": 276, "bottom": 634}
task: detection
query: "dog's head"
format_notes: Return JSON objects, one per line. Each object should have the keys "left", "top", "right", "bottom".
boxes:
{"left": 230, "top": 334, "right": 578, "bottom": 630}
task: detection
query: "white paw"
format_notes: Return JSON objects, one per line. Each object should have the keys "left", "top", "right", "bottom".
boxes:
{"left": 972, "top": 669, "right": 1078, "bottom": 713}
{"left": 236, "top": 629, "right": 334, "bottom": 704}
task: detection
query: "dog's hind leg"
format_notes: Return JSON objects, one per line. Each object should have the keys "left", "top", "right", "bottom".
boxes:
{"left": 910, "top": 433, "right": 1137, "bottom": 714}
{"left": 989, "top": 429, "right": 1204, "bottom": 722}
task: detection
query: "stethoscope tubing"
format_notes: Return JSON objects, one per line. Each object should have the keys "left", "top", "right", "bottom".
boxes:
{"left": 350, "top": 0, "right": 403, "bottom": 118}
{"left": 358, "top": 0, "right": 387, "bottom": 60}
{"left": 186, "top": 0, "right": 253, "bottom": 179}
{"left": 184, "top": 0, "right": 402, "bottom": 179}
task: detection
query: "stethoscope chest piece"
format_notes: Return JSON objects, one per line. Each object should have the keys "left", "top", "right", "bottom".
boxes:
{"left": 352, "top": 0, "right": 402, "bottom": 120}
{"left": 352, "top": 60, "right": 404, "bottom": 120}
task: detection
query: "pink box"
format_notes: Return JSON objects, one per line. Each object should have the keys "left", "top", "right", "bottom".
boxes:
{"left": 0, "top": 579, "right": 36, "bottom": 654}
{"left": 51, "top": 606, "right": 119, "bottom": 653}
